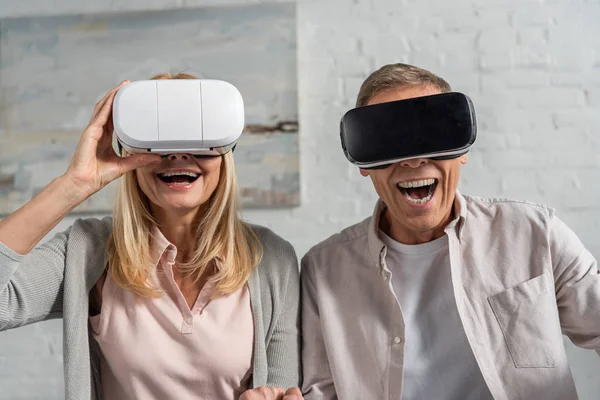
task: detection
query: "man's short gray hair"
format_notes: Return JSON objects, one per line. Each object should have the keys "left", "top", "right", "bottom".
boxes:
{"left": 356, "top": 63, "right": 452, "bottom": 107}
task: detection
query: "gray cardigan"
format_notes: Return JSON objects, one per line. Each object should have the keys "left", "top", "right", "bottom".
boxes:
{"left": 0, "top": 217, "right": 301, "bottom": 399}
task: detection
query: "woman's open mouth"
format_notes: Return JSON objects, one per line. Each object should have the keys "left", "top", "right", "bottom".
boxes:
{"left": 397, "top": 178, "right": 438, "bottom": 205}
{"left": 157, "top": 171, "right": 200, "bottom": 186}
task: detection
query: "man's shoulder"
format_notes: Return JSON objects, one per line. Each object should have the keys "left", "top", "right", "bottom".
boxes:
{"left": 463, "top": 195, "right": 554, "bottom": 213}
{"left": 462, "top": 194, "right": 556, "bottom": 230}
{"left": 303, "top": 215, "right": 372, "bottom": 262}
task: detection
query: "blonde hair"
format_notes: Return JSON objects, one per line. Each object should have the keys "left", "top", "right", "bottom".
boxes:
{"left": 356, "top": 63, "right": 452, "bottom": 107}
{"left": 106, "top": 72, "right": 262, "bottom": 298}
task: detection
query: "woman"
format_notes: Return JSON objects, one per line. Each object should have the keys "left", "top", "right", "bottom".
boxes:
{"left": 0, "top": 74, "right": 300, "bottom": 399}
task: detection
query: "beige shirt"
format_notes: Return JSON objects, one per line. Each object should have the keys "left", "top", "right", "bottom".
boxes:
{"left": 90, "top": 226, "right": 254, "bottom": 400}
{"left": 301, "top": 191, "right": 600, "bottom": 400}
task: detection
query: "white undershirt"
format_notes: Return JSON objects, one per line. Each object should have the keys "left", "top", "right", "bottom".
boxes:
{"left": 379, "top": 230, "right": 494, "bottom": 400}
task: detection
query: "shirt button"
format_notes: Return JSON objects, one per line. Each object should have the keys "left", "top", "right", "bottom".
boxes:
{"left": 394, "top": 336, "right": 402, "bottom": 344}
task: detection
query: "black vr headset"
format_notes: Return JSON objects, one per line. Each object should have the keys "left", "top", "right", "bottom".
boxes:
{"left": 340, "top": 92, "right": 477, "bottom": 169}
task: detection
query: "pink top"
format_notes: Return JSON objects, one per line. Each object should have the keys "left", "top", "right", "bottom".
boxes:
{"left": 90, "top": 227, "right": 254, "bottom": 400}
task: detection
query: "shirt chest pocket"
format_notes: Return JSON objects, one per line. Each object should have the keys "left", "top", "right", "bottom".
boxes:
{"left": 488, "top": 271, "right": 562, "bottom": 368}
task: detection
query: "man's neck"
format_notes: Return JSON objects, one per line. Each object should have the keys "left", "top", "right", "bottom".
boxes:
{"left": 381, "top": 203, "right": 456, "bottom": 246}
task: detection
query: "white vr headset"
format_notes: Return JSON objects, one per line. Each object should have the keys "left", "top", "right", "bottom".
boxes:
{"left": 113, "top": 79, "right": 244, "bottom": 156}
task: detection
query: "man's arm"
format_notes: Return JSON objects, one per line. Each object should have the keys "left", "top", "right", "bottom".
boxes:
{"left": 300, "top": 254, "right": 338, "bottom": 399}
{"left": 551, "top": 213, "right": 600, "bottom": 356}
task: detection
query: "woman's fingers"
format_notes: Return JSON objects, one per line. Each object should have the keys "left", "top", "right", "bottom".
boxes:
{"left": 88, "top": 81, "right": 128, "bottom": 133}
{"left": 283, "top": 388, "right": 303, "bottom": 400}
{"left": 238, "top": 387, "right": 286, "bottom": 400}
{"left": 116, "top": 153, "right": 161, "bottom": 176}
{"left": 90, "top": 81, "right": 126, "bottom": 120}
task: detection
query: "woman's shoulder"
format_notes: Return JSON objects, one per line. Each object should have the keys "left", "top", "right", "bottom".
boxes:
{"left": 245, "top": 222, "right": 298, "bottom": 279}
{"left": 60, "top": 216, "right": 113, "bottom": 254}
{"left": 246, "top": 223, "right": 295, "bottom": 256}
{"left": 70, "top": 216, "right": 113, "bottom": 238}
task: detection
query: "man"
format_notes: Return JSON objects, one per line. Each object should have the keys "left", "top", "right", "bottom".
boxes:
{"left": 244, "top": 63, "right": 600, "bottom": 400}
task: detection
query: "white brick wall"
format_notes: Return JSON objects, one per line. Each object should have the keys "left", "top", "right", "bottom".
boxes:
{"left": 1, "top": 0, "right": 599, "bottom": 398}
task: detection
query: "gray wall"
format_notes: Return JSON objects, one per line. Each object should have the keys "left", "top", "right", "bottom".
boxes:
{"left": 1, "top": 0, "right": 599, "bottom": 398}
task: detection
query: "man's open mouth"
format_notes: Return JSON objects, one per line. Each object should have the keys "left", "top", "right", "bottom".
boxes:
{"left": 157, "top": 171, "right": 200, "bottom": 185}
{"left": 397, "top": 178, "right": 438, "bottom": 205}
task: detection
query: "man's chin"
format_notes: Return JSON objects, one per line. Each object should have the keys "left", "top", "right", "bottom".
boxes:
{"left": 400, "top": 213, "right": 445, "bottom": 232}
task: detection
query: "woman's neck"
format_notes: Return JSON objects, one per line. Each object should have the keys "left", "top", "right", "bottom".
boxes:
{"left": 152, "top": 208, "right": 204, "bottom": 264}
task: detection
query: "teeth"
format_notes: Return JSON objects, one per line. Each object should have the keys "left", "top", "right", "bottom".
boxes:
{"left": 159, "top": 171, "right": 199, "bottom": 178}
{"left": 403, "top": 191, "right": 433, "bottom": 205}
{"left": 398, "top": 179, "right": 436, "bottom": 205}
{"left": 397, "top": 178, "right": 436, "bottom": 189}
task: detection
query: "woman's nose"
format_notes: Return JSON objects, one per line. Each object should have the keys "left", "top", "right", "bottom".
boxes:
{"left": 166, "top": 153, "right": 190, "bottom": 161}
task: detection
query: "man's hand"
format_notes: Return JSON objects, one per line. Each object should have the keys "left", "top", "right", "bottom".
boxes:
{"left": 239, "top": 386, "right": 303, "bottom": 400}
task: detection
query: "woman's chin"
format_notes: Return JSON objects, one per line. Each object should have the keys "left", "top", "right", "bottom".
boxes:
{"left": 152, "top": 197, "right": 205, "bottom": 215}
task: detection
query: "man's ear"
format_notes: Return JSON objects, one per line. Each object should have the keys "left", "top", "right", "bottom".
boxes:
{"left": 460, "top": 154, "right": 468, "bottom": 165}
{"left": 359, "top": 168, "right": 369, "bottom": 177}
